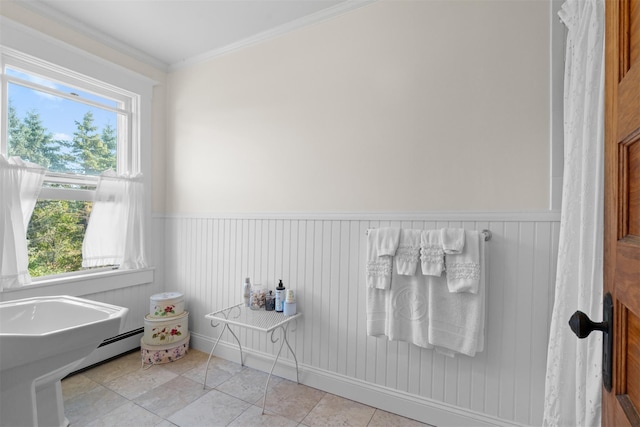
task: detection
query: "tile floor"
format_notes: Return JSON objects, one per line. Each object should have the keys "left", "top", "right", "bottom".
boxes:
{"left": 62, "top": 348, "right": 432, "bottom": 427}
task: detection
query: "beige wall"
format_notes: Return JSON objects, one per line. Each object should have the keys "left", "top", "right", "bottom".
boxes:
{"left": 166, "top": 0, "right": 550, "bottom": 214}
{"left": 0, "top": 1, "right": 168, "bottom": 214}
{"left": 2, "top": 0, "right": 552, "bottom": 215}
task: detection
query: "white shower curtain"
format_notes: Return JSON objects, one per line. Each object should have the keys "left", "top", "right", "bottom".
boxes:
{"left": 543, "top": 0, "right": 604, "bottom": 426}
{"left": 0, "top": 155, "right": 46, "bottom": 290}
{"left": 82, "top": 170, "right": 147, "bottom": 270}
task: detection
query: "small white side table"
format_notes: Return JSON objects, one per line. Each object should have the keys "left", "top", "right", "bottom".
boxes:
{"left": 204, "top": 304, "right": 301, "bottom": 414}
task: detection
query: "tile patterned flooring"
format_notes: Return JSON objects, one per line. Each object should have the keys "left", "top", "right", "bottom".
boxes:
{"left": 62, "top": 348, "right": 432, "bottom": 427}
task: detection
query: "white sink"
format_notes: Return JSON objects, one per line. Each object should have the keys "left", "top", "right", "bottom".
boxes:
{"left": 0, "top": 296, "right": 128, "bottom": 427}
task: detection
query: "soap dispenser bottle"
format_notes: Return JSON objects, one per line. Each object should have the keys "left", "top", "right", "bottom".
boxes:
{"left": 284, "top": 289, "right": 296, "bottom": 316}
{"left": 275, "top": 279, "right": 285, "bottom": 312}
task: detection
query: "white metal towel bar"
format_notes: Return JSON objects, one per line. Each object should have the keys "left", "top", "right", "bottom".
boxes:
{"left": 366, "top": 228, "right": 492, "bottom": 241}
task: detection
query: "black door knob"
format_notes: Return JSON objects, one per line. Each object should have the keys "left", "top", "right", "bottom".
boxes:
{"left": 567, "top": 293, "right": 613, "bottom": 392}
{"left": 568, "top": 310, "right": 609, "bottom": 338}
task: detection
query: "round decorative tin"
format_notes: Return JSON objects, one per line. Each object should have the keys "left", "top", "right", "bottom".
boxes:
{"left": 149, "top": 292, "right": 184, "bottom": 318}
{"left": 141, "top": 332, "right": 190, "bottom": 367}
{"left": 143, "top": 311, "right": 189, "bottom": 345}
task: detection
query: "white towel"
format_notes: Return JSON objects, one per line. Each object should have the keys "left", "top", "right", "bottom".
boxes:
{"left": 428, "top": 238, "right": 485, "bottom": 357}
{"left": 395, "top": 229, "right": 422, "bottom": 275}
{"left": 441, "top": 228, "right": 465, "bottom": 254}
{"left": 445, "top": 230, "right": 481, "bottom": 293}
{"left": 366, "top": 229, "right": 394, "bottom": 290}
{"left": 420, "top": 230, "right": 444, "bottom": 276}
{"left": 376, "top": 227, "right": 401, "bottom": 256}
{"left": 365, "top": 228, "right": 397, "bottom": 334}
{"left": 387, "top": 269, "right": 432, "bottom": 348}
{"left": 366, "top": 287, "right": 389, "bottom": 337}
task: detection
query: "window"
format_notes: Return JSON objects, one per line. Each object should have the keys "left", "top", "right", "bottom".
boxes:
{"left": 1, "top": 50, "right": 141, "bottom": 279}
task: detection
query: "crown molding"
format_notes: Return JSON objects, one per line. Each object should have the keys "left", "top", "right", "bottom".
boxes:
{"left": 167, "top": 0, "right": 377, "bottom": 72}
{"left": 10, "top": 0, "right": 170, "bottom": 71}
{"left": 0, "top": 16, "right": 159, "bottom": 89}
{"left": 11, "top": 0, "right": 377, "bottom": 74}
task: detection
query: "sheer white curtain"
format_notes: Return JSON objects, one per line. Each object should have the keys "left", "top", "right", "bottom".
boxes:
{"left": 82, "top": 170, "right": 147, "bottom": 270}
{"left": 543, "top": 0, "right": 604, "bottom": 426}
{"left": 0, "top": 155, "right": 46, "bottom": 290}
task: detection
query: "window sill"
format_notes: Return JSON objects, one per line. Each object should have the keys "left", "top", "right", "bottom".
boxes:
{"left": 0, "top": 268, "right": 155, "bottom": 300}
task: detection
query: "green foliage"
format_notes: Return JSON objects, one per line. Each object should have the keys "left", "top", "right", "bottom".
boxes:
{"left": 101, "top": 122, "right": 117, "bottom": 170}
{"left": 7, "top": 102, "right": 69, "bottom": 170}
{"left": 8, "top": 100, "right": 116, "bottom": 277}
{"left": 71, "top": 111, "right": 115, "bottom": 175}
{"left": 27, "top": 200, "right": 92, "bottom": 277}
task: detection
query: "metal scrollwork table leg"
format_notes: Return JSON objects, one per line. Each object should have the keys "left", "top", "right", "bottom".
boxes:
{"left": 262, "top": 320, "right": 299, "bottom": 414}
{"left": 203, "top": 306, "right": 301, "bottom": 416}
{"left": 203, "top": 307, "right": 243, "bottom": 389}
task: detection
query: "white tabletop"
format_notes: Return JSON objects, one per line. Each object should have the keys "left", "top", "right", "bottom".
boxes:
{"left": 205, "top": 303, "right": 301, "bottom": 333}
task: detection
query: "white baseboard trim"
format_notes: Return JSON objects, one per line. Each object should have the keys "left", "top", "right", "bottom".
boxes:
{"left": 74, "top": 330, "right": 143, "bottom": 372}
{"left": 190, "top": 332, "right": 526, "bottom": 427}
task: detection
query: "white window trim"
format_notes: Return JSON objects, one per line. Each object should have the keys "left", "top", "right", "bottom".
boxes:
{"left": 0, "top": 16, "right": 156, "bottom": 292}
{"left": 0, "top": 268, "right": 155, "bottom": 300}
{"left": 38, "top": 172, "right": 99, "bottom": 201}
{"left": 3, "top": 50, "right": 141, "bottom": 176}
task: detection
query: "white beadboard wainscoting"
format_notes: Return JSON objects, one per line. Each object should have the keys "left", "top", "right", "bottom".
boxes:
{"left": 162, "top": 212, "right": 560, "bottom": 427}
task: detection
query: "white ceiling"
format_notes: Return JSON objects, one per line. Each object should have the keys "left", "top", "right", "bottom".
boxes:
{"left": 16, "top": 0, "right": 370, "bottom": 70}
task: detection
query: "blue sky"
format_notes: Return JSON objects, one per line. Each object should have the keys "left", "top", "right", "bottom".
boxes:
{"left": 7, "top": 68, "right": 118, "bottom": 145}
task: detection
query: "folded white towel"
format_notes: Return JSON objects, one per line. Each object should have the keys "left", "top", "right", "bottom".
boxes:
{"left": 441, "top": 228, "right": 465, "bottom": 254}
{"left": 387, "top": 270, "right": 432, "bottom": 348}
{"left": 376, "top": 227, "right": 401, "bottom": 256}
{"left": 366, "top": 229, "right": 393, "bottom": 290}
{"left": 445, "top": 230, "right": 481, "bottom": 293}
{"left": 395, "top": 229, "right": 422, "bottom": 275}
{"left": 420, "top": 230, "right": 444, "bottom": 276}
{"left": 428, "top": 238, "right": 485, "bottom": 357}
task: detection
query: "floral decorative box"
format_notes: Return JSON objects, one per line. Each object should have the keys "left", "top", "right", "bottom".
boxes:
{"left": 143, "top": 311, "right": 189, "bottom": 345}
{"left": 141, "top": 332, "right": 190, "bottom": 366}
{"left": 149, "top": 292, "right": 185, "bottom": 318}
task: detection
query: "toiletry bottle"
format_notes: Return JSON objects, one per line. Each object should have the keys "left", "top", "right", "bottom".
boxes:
{"left": 275, "top": 279, "right": 285, "bottom": 312}
{"left": 265, "top": 291, "right": 275, "bottom": 311}
{"left": 284, "top": 289, "right": 296, "bottom": 316}
{"left": 243, "top": 278, "right": 251, "bottom": 307}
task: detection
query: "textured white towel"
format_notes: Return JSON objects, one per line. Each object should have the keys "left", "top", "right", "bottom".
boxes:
{"left": 387, "top": 270, "right": 432, "bottom": 348}
{"left": 441, "top": 228, "right": 465, "bottom": 254}
{"left": 376, "top": 227, "right": 401, "bottom": 256}
{"left": 428, "top": 238, "right": 485, "bottom": 357}
{"left": 366, "top": 287, "right": 389, "bottom": 337}
{"left": 365, "top": 228, "right": 397, "bottom": 334}
{"left": 420, "top": 230, "right": 444, "bottom": 276}
{"left": 366, "top": 229, "right": 393, "bottom": 290}
{"left": 395, "top": 229, "right": 422, "bottom": 275}
{"left": 445, "top": 230, "right": 481, "bottom": 293}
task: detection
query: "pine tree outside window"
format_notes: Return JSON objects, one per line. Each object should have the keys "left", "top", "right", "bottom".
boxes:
{"left": 1, "top": 51, "right": 140, "bottom": 279}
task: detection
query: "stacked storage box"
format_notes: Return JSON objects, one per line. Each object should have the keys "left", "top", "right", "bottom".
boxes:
{"left": 141, "top": 292, "right": 190, "bottom": 366}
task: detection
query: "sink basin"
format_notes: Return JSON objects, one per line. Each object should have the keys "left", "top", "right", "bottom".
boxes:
{"left": 0, "top": 296, "right": 128, "bottom": 427}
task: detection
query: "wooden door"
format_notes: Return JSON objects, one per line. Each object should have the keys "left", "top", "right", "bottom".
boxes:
{"left": 604, "top": 0, "right": 640, "bottom": 425}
